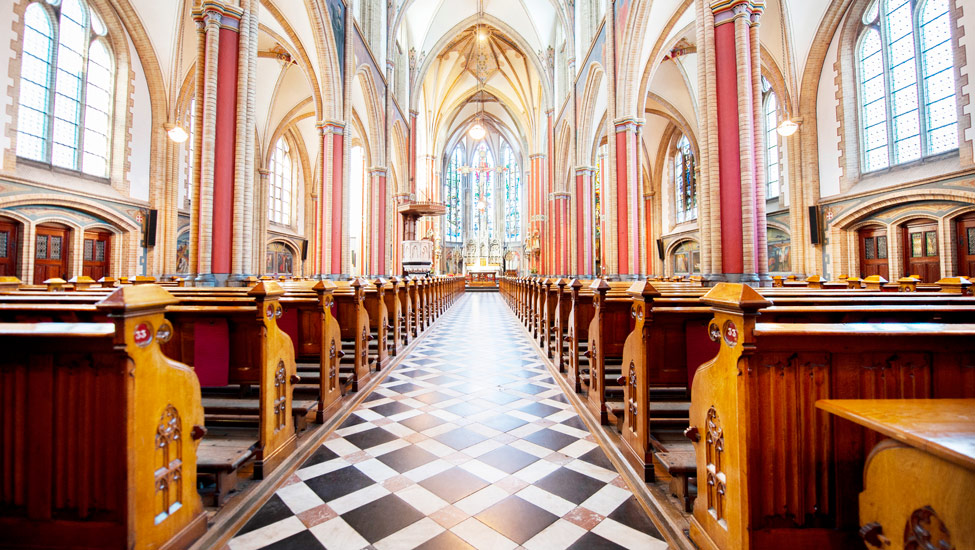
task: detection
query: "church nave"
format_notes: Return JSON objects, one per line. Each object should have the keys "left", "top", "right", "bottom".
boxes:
{"left": 226, "top": 293, "right": 665, "bottom": 550}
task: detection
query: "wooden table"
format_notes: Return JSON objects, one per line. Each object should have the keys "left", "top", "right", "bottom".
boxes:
{"left": 816, "top": 399, "right": 975, "bottom": 550}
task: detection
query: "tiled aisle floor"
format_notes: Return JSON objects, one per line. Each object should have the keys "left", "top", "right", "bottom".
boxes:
{"left": 228, "top": 293, "right": 667, "bottom": 550}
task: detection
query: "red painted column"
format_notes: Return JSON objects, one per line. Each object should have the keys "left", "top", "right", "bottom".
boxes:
{"left": 575, "top": 167, "right": 594, "bottom": 276}
{"left": 546, "top": 111, "right": 554, "bottom": 275}
{"left": 330, "top": 125, "right": 345, "bottom": 275}
{"left": 563, "top": 198, "right": 570, "bottom": 275}
{"left": 709, "top": 1, "right": 766, "bottom": 281}
{"left": 575, "top": 171, "right": 585, "bottom": 275}
{"left": 211, "top": 26, "right": 239, "bottom": 275}
{"left": 409, "top": 111, "right": 417, "bottom": 196}
{"left": 645, "top": 196, "right": 654, "bottom": 274}
{"left": 613, "top": 121, "right": 633, "bottom": 275}
{"left": 714, "top": 19, "right": 743, "bottom": 275}
{"left": 377, "top": 171, "right": 387, "bottom": 276}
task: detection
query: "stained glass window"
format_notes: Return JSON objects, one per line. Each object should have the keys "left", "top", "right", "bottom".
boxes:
{"left": 83, "top": 238, "right": 93, "bottom": 261}
{"left": 445, "top": 146, "right": 463, "bottom": 242}
{"left": 857, "top": 0, "right": 958, "bottom": 172}
{"left": 17, "top": 0, "right": 115, "bottom": 176}
{"left": 762, "top": 77, "right": 780, "bottom": 199}
{"left": 471, "top": 143, "right": 495, "bottom": 239}
{"left": 502, "top": 143, "right": 521, "bottom": 242}
{"left": 35, "top": 235, "right": 46, "bottom": 259}
{"left": 50, "top": 235, "right": 62, "bottom": 260}
{"left": 269, "top": 138, "right": 294, "bottom": 226}
{"left": 877, "top": 235, "right": 888, "bottom": 258}
{"left": 674, "top": 135, "right": 697, "bottom": 223}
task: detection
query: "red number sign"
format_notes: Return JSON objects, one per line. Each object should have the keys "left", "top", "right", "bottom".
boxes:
{"left": 133, "top": 322, "right": 153, "bottom": 347}
{"left": 723, "top": 320, "right": 739, "bottom": 347}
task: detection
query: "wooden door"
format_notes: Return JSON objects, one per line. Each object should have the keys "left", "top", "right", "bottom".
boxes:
{"left": 0, "top": 220, "right": 17, "bottom": 277}
{"left": 956, "top": 214, "right": 975, "bottom": 278}
{"left": 33, "top": 226, "right": 69, "bottom": 284}
{"left": 902, "top": 220, "right": 941, "bottom": 282}
{"left": 82, "top": 231, "right": 110, "bottom": 280}
{"left": 858, "top": 226, "right": 889, "bottom": 279}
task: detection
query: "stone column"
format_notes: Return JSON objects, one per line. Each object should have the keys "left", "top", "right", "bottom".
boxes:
{"left": 575, "top": 166, "right": 596, "bottom": 276}
{"left": 317, "top": 121, "right": 345, "bottom": 278}
{"left": 257, "top": 168, "right": 270, "bottom": 273}
{"left": 613, "top": 117, "right": 643, "bottom": 277}
{"left": 553, "top": 192, "right": 571, "bottom": 276}
{"left": 369, "top": 167, "right": 388, "bottom": 276}
{"left": 409, "top": 110, "right": 418, "bottom": 195}
{"left": 700, "top": 0, "right": 767, "bottom": 284}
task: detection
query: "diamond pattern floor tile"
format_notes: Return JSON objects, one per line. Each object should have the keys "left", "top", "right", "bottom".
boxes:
{"left": 227, "top": 293, "right": 666, "bottom": 550}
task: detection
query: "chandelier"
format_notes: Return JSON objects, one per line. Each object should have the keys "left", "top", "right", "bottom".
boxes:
{"left": 468, "top": 0, "right": 488, "bottom": 141}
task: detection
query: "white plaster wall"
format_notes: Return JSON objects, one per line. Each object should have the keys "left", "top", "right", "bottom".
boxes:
{"left": 0, "top": 3, "right": 16, "bottom": 158}
{"left": 817, "top": 27, "right": 841, "bottom": 198}
{"left": 958, "top": 0, "right": 974, "bottom": 163}
{"left": 126, "top": 30, "right": 151, "bottom": 202}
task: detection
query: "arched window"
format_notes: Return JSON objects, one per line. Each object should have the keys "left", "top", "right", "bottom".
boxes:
{"left": 857, "top": 0, "right": 957, "bottom": 173}
{"left": 444, "top": 146, "right": 463, "bottom": 243}
{"left": 501, "top": 143, "right": 521, "bottom": 242}
{"left": 674, "top": 135, "right": 697, "bottom": 224}
{"left": 349, "top": 144, "right": 366, "bottom": 275}
{"left": 762, "top": 77, "right": 780, "bottom": 199}
{"left": 268, "top": 138, "right": 294, "bottom": 226}
{"left": 471, "top": 143, "right": 495, "bottom": 239}
{"left": 17, "top": 0, "right": 115, "bottom": 177}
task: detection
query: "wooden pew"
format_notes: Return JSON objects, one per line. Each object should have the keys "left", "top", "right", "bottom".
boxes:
{"left": 540, "top": 279, "right": 558, "bottom": 359}
{"left": 817, "top": 399, "right": 975, "bottom": 550}
{"left": 160, "top": 282, "right": 298, "bottom": 483}
{"left": 277, "top": 281, "right": 344, "bottom": 424}
{"left": 384, "top": 277, "right": 404, "bottom": 356}
{"left": 0, "top": 285, "right": 207, "bottom": 550}
{"left": 363, "top": 278, "right": 390, "bottom": 371}
{"left": 618, "top": 282, "right": 975, "bottom": 484}
{"left": 565, "top": 279, "right": 595, "bottom": 394}
{"left": 686, "top": 283, "right": 975, "bottom": 550}
{"left": 400, "top": 277, "right": 415, "bottom": 342}
{"left": 332, "top": 278, "right": 371, "bottom": 393}
{"left": 585, "top": 279, "right": 634, "bottom": 425}
{"left": 551, "top": 279, "right": 570, "bottom": 372}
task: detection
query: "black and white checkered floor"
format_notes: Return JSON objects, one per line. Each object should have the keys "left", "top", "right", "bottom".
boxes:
{"left": 227, "top": 293, "right": 666, "bottom": 550}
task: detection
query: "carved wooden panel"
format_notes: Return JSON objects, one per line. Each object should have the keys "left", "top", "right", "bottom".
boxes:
{"left": 705, "top": 406, "right": 725, "bottom": 523}
{"left": 154, "top": 405, "right": 183, "bottom": 525}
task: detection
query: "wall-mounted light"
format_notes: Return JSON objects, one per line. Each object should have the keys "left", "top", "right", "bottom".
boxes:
{"left": 166, "top": 122, "right": 189, "bottom": 143}
{"left": 776, "top": 117, "right": 800, "bottom": 137}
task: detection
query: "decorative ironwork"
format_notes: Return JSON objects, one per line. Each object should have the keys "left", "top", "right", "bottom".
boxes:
{"left": 273, "top": 362, "right": 287, "bottom": 431}
{"left": 626, "top": 362, "right": 638, "bottom": 430}
{"left": 705, "top": 406, "right": 726, "bottom": 522}
{"left": 904, "top": 506, "right": 954, "bottom": 550}
{"left": 154, "top": 405, "right": 183, "bottom": 525}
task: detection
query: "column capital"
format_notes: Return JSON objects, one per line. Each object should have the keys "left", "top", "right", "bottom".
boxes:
{"left": 613, "top": 117, "right": 644, "bottom": 132}
{"left": 575, "top": 166, "right": 597, "bottom": 176}
{"left": 710, "top": 0, "right": 764, "bottom": 24}
{"left": 409, "top": 109, "right": 419, "bottom": 118}
{"left": 316, "top": 120, "right": 346, "bottom": 134}
{"left": 369, "top": 167, "right": 388, "bottom": 177}
{"left": 193, "top": 1, "right": 243, "bottom": 29}
{"left": 552, "top": 191, "right": 572, "bottom": 200}
{"left": 544, "top": 109, "right": 554, "bottom": 116}
{"left": 529, "top": 153, "right": 547, "bottom": 160}
{"left": 258, "top": 168, "right": 270, "bottom": 178}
